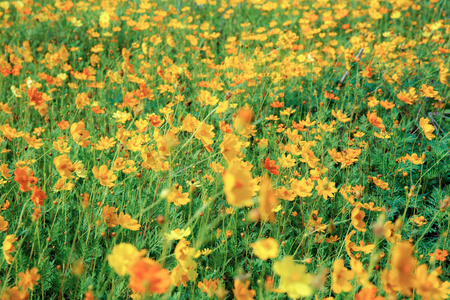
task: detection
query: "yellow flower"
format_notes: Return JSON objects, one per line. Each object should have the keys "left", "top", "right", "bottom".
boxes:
{"left": 70, "top": 121, "right": 91, "bottom": 148}
{"left": 92, "top": 165, "right": 117, "bottom": 187}
{"left": 117, "top": 212, "right": 141, "bottom": 231}
{"left": 0, "top": 215, "right": 8, "bottom": 231}
{"left": 331, "top": 258, "right": 355, "bottom": 294}
{"left": 351, "top": 204, "right": 366, "bottom": 232}
{"left": 315, "top": 177, "right": 337, "bottom": 200}
{"left": 165, "top": 227, "right": 192, "bottom": 241}
{"left": 220, "top": 134, "right": 242, "bottom": 163}
{"left": 3, "top": 234, "right": 16, "bottom": 265}
{"left": 223, "top": 161, "right": 254, "bottom": 208}
{"left": 250, "top": 237, "right": 279, "bottom": 261}
{"left": 107, "top": 243, "right": 145, "bottom": 276}
{"left": 258, "top": 176, "right": 278, "bottom": 223}
{"left": 273, "top": 256, "right": 313, "bottom": 298}
{"left": 389, "top": 241, "right": 417, "bottom": 296}
{"left": 194, "top": 123, "right": 215, "bottom": 146}
{"left": 168, "top": 184, "right": 190, "bottom": 206}
{"left": 419, "top": 117, "right": 435, "bottom": 140}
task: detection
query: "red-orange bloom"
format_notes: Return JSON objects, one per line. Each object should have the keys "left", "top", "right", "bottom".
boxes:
{"left": 31, "top": 186, "right": 46, "bottom": 206}
{"left": 14, "top": 167, "right": 38, "bottom": 192}
{"left": 128, "top": 258, "right": 172, "bottom": 295}
{"left": 263, "top": 158, "right": 279, "bottom": 175}
{"left": 28, "top": 87, "right": 45, "bottom": 107}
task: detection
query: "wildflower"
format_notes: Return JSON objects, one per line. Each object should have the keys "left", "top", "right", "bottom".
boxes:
{"left": 165, "top": 228, "right": 192, "bottom": 241}
{"left": 3, "top": 234, "right": 16, "bottom": 264}
{"left": 194, "top": 123, "right": 215, "bottom": 146}
{"left": 383, "top": 221, "right": 401, "bottom": 243}
{"left": 413, "top": 215, "right": 427, "bottom": 226}
{"left": 128, "top": 257, "right": 172, "bottom": 295}
{"left": 355, "top": 285, "right": 383, "bottom": 300}
{"left": 70, "top": 121, "right": 91, "bottom": 148}
{"left": 429, "top": 249, "right": 448, "bottom": 262}
{"left": 420, "top": 84, "right": 439, "bottom": 98}
{"left": 198, "top": 278, "right": 219, "bottom": 297}
{"left": 223, "top": 161, "right": 254, "bottom": 208}
{"left": 419, "top": 117, "right": 435, "bottom": 140}
{"left": 168, "top": 184, "right": 190, "bottom": 206}
{"left": 291, "top": 177, "right": 314, "bottom": 197}
{"left": 366, "top": 111, "right": 385, "bottom": 131}
{"left": 263, "top": 158, "right": 279, "bottom": 175}
{"left": 332, "top": 109, "right": 351, "bottom": 123}
{"left": 415, "top": 265, "right": 450, "bottom": 299}
{"left": 102, "top": 205, "right": 118, "bottom": 227}
{"left": 54, "top": 154, "right": 76, "bottom": 179}
{"left": 92, "top": 165, "right": 117, "bottom": 187}
{"left": 0, "top": 216, "right": 8, "bottom": 231}
{"left": 273, "top": 256, "right": 313, "bottom": 298}
{"left": 30, "top": 186, "right": 46, "bottom": 207}
{"left": 0, "top": 164, "right": 11, "bottom": 179}
{"left": 389, "top": 241, "right": 417, "bottom": 296}
{"left": 233, "top": 279, "right": 256, "bottom": 300}
{"left": 315, "top": 177, "right": 337, "bottom": 200}
{"left": 117, "top": 212, "right": 141, "bottom": 231}
{"left": 351, "top": 204, "right": 366, "bottom": 232}
{"left": 94, "top": 136, "right": 116, "bottom": 151}
{"left": 258, "top": 176, "right": 278, "bottom": 223}
{"left": 18, "top": 267, "right": 40, "bottom": 291}
{"left": 107, "top": 243, "right": 146, "bottom": 276}
{"left": 220, "top": 134, "right": 242, "bottom": 163}
{"left": 14, "top": 166, "right": 38, "bottom": 192}
{"left": 250, "top": 237, "right": 279, "bottom": 260}
{"left": 331, "top": 259, "right": 355, "bottom": 294}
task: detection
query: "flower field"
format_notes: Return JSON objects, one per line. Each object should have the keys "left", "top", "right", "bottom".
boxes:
{"left": 0, "top": 0, "right": 449, "bottom": 299}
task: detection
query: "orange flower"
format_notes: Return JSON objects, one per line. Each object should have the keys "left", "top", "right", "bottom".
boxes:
{"left": 102, "top": 205, "right": 118, "bottom": 227}
{"left": 30, "top": 186, "right": 46, "bottom": 207}
{"left": 18, "top": 267, "right": 40, "bottom": 291}
{"left": 198, "top": 278, "right": 219, "bottom": 297}
{"left": 128, "top": 258, "right": 172, "bottom": 295}
{"left": 54, "top": 154, "right": 76, "bottom": 179}
{"left": 263, "top": 158, "right": 279, "bottom": 175}
{"left": 366, "top": 111, "right": 385, "bottom": 131}
{"left": 233, "top": 279, "right": 256, "bottom": 300}
{"left": 28, "top": 87, "right": 45, "bottom": 107}
{"left": 14, "top": 166, "right": 38, "bottom": 192}
{"left": 429, "top": 249, "right": 448, "bottom": 262}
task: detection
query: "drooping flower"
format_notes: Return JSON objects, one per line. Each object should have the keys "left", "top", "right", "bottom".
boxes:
{"left": 419, "top": 117, "right": 435, "bottom": 140}
{"left": 117, "top": 212, "right": 141, "bottom": 231}
{"left": 258, "top": 176, "right": 278, "bottom": 223}
{"left": 3, "top": 234, "right": 16, "bottom": 264}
